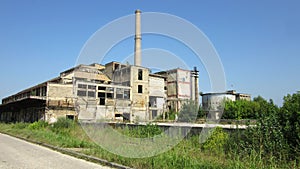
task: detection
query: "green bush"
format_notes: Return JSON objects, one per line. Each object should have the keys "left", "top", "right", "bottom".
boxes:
{"left": 178, "top": 100, "right": 198, "bottom": 122}
{"left": 201, "top": 127, "right": 229, "bottom": 154}
{"left": 28, "top": 121, "right": 48, "bottom": 130}
{"left": 52, "top": 117, "right": 75, "bottom": 129}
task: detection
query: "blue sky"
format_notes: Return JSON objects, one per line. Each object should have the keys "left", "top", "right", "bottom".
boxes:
{"left": 0, "top": 0, "right": 299, "bottom": 106}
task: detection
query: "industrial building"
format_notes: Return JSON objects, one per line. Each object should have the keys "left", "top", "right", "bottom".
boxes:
{"left": 201, "top": 90, "right": 251, "bottom": 119}
{"left": 0, "top": 10, "right": 199, "bottom": 123}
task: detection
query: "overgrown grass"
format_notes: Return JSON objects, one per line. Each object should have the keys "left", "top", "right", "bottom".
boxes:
{"left": 0, "top": 121, "right": 298, "bottom": 169}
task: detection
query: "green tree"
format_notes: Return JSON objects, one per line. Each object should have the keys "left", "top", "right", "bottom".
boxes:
{"left": 279, "top": 91, "right": 300, "bottom": 158}
{"left": 178, "top": 100, "right": 198, "bottom": 122}
{"left": 222, "top": 99, "right": 260, "bottom": 119}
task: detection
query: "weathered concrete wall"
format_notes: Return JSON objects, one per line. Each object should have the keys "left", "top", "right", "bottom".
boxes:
{"left": 202, "top": 94, "right": 236, "bottom": 111}
{"left": 149, "top": 76, "right": 165, "bottom": 97}
{"left": 47, "top": 83, "right": 73, "bottom": 99}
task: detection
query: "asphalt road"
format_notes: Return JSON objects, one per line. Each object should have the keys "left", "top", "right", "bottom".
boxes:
{"left": 0, "top": 133, "right": 111, "bottom": 169}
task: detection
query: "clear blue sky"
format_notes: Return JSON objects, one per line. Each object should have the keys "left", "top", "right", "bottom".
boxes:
{"left": 0, "top": 0, "right": 299, "bottom": 106}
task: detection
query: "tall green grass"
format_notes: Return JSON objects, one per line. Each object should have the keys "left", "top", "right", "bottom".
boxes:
{"left": 0, "top": 121, "right": 298, "bottom": 169}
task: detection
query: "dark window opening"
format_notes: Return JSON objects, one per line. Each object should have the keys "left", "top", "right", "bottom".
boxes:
{"left": 36, "top": 88, "right": 40, "bottom": 96}
{"left": 41, "top": 86, "right": 47, "bottom": 96}
{"left": 98, "top": 86, "right": 106, "bottom": 90}
{"left": 100, "top": 98, "right": 105, "bottom": 105}
{"left": 107, "top": 93, "right": 113, "bottom": 99}
{"left": 138, "top": 69, "right": 143, "bottom": 80}
{"left": 138, "top": 85, "right": 143, "bottom": 93}
{"left": 115, "top": 114, "right": 122, "bottom": 117}
{"left": 123, "top": 113, "right": 130, "bottom": 121}
{"left": 66, "top": 115, "right": 74, "bottom": 120}
{"left": 114, "top": 63, "right": 120, "bottom": 70}
{"left": 98, "top": 92, "right": 105, "bottom": 98}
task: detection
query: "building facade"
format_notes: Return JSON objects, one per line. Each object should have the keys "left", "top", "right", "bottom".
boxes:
{"left": 201, "top": 90, "right": 251, "bottom": 119}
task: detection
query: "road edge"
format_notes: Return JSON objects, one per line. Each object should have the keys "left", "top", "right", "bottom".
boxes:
{"left": 0, "top": 132, "right": 133, "bottom": 169}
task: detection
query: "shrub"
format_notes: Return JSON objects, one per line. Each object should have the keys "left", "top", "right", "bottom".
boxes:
{"left": 28, "top": 121, "right": 48, "bottom": 130}
{"left": 178, "top": 100, "right": 198, "bottom": 122}
{"left": 52, "top": 117, "right": 75, "bottom": 129}
{"left": 201, "top": 127, "right": 229, "bottom": 154}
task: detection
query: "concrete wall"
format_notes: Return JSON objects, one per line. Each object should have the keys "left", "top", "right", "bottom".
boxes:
{"left": 202, "top": 94, "right": 236, "bottom": 111}
{"left": 177, "top": 69, "right": 191, "bottom": 99}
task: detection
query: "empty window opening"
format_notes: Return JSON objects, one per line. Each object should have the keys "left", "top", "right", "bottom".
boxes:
{"left": 66, "top": 115, "right": 74, "bottom": 120}
{"left": 107, "top": 93, "right": 113, "bottom": 99}
{"left": 115, "top": 114, "right": 122, "bottom": 117}
{"left": 98, "top": 86, "right": 106, "bottom": 90}
{"left": 138, "top": 69, "right": 143, "bottom": 80}
{"left": 100, "top": 98, "right": 105, "bottom": 105}
{"left": 114, "top": 63, "right": 120, "bottom": 70}
{"left": 98, "top": 92, "right": 105, "bottom": 98}
{"left": 138, "top": 85, "right": 143, "bottom": 93}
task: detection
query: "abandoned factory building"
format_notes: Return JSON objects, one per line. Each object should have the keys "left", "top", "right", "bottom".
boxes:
{"left": 0, "top": 61, "right": 199, "bottom": 123}
{"left": 0, "top": 10, "right": 200, "bottom": 123}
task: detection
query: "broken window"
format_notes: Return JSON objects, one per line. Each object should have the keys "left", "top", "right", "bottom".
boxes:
{"left": 124, "top": 89, "right": 130, "bottom": 99}
{"left": 78, "top": 84, "right": 87, "bottom": 89}
{"left": 77, "top": 90, "right": 86, "bottom": 96}
{"left": 36, "top": 88, "right": 40, "bottom": 96}
{"left": 99, "top": 98, "right": 105, "bottom": 105}
{"left": 98, "top": 92, "right": 105, "bottom": 105}
{"left": 106, "top": 93, "right": 113, "bottom": 99}
{"left": 88, "top": 91, "right": 95, "bottom": 97}
{"left": 88, "top": 85, "right": 96, "bottom": 89}
{"left": 122, "top": 81, "right": 130, "bottom": 86}
{"left": 41, "top": 86, "right": 47, "bottom": 96}
{"left": 149, "top": 96, "right": 157, "bottom": 107}
{"left": 138, "top": 69, "right": 143, "bottom": 80}
{"left": 66, "top": 115, "right": 74, "bottom": 120}
{"left": 138, "top": 85, "right": 143, "bottom": 93}
{"left": 98, "top": 92, "right": 105, "bottom": 98}
{"left": 152, "top": 110, "right": 158, "bottom": 119}
{"left": 115, "top": 114, "right": 122, "bottom": 117}
{"left": 116, "top": 88, "right": 123, "bottom": 99}
{"left": 98, "top": 86, "right": 106, "bottom": 90}
{"left": 114, "top": 63, "right": 120, "bottom": 70}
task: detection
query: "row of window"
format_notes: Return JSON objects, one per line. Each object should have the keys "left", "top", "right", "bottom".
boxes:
{"left": 77, "top": 83, "right": 144, "bottom": 100}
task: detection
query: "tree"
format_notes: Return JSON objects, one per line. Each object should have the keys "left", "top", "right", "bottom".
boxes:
{"left": 279, "top": 92, "right": 300, "bottom": 158}
{"left": 178, "top": 100, "right": 198, "bottom": 122}
{"left": 222, "top": 99, "right": 260, "bottom": 119}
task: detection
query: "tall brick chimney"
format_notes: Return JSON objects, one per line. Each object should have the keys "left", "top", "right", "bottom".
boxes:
{"left": 134, "top": 9, "right": 142, "bottom": 66}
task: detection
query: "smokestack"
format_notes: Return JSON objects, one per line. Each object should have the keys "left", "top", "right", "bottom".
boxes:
{"left": 134, "top": 9, "right": 142, "bottom": 66}
{"left": 191, "top": 66, "right": 199, "bottom": 105}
